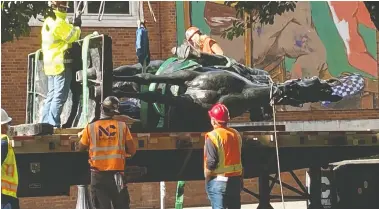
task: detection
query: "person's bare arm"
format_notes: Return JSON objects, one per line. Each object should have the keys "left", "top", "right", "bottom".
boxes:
{"left": 211, "top": 42, "right": 224, "bottom": 55}
{"left": 113, "top": 114, "right": 140, "bottom": 122}
{"left": 78, "top": 142, "right": 89, "bottom": 151}
{"left": 78, "top": 128, "right": 90, "bottom": 151}
{"left": 204, "top": 137, "right": 219, "bottom": 180}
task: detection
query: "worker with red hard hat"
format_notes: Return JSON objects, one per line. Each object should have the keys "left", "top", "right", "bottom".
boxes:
{"left": 185, "top": 26, "right": 224, "bottom": 55}
{"left": 204, "top": 103, "right": 243, "bottom": 209}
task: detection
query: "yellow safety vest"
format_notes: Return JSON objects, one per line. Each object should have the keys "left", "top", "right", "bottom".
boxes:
{"left": 1, "top": 134, "right": 18, "bottom": 198}
{"left": 41, "top": 10, "right": 81, "bottom": 76}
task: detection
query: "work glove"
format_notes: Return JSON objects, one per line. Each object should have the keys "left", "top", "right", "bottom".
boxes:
{"left": 72, "top": 16, "right": 82, "bottom": 27}
{"left": 77, "top": 129, "right": 84, "bottom": 138}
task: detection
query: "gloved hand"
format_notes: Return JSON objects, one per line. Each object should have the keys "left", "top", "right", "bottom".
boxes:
{"left": 73, "top": 16, "right": 82, "bottom": 27}
{"left": 77, "top": 129, "right": 84, "bottom": 138}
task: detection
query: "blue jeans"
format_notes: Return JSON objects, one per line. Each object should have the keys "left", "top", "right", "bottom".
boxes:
{"left": 206, "top": 176, "right": 242, "bottom": 209}
{"left": 41, "top": 69, "right": 72, "bottom": 127}
{"left": 1, "top": 194, "right": 19, "bottom": 209}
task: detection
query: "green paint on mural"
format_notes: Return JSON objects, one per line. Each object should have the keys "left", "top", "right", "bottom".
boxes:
{"left": 284, "top": 58, "right": 296, "bottom": 73}
{"left": 176, "top": 1, "right": 210, "bottom": 45}
{"left": 178, "top": 1, "right": 377, "bottom": 79}
{"left": 283, "top": 2, "right": 377, "bottom": 78}
{"left": 190, "top": 1, "right": 210, "bottom": 35}
{"left": 176, "top": 1, "right": 185, "bottom": 45}
{"left": 310, "top": 1, "right": 376, "bottom": 79}
{"left": 359, "top": 24, "right": 377, "bottom": 58}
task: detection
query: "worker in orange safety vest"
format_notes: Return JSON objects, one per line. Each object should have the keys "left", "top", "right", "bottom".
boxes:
{"left": 185, "top": 26, "right": 224, "bottom": 55}
{"left": 78, "top": 96, "right": 136, "bottom": 209}
{"left": 204, "top": 103, "right": 244, "bottom": 209}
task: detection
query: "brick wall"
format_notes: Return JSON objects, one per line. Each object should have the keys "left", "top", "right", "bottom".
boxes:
{"left": 230, "top": 109, "right": 379, "bottom": 123}
{"left": 1, "top": 1, "right": 177, "bottom": 125}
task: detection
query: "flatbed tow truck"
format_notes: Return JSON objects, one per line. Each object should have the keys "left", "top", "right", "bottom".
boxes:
{"left": 8, "top": 34, "right": 379, "bottom": 209}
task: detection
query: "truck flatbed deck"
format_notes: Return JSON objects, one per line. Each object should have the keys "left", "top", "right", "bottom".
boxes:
{"left": 11, "top": 125, "right": 379, "bottom": 153}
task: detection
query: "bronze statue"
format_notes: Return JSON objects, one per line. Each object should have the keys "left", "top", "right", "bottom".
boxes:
{"left": 113, "top": 41, "right": 342, "bottom": 125}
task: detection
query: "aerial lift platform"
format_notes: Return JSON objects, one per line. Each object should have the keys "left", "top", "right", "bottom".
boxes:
{"left": 9, "top": 34, "right": 379, "bottom": 209}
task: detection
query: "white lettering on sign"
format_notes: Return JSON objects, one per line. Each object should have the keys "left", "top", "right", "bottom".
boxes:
{"left": 321, "top": 176, "right": 332, "bottom": 208}
{"left": 321, "top": 199, "right": 332, "bottom": 208}
{"left": 321, "top": 176, "right": 331, "bottom": 199}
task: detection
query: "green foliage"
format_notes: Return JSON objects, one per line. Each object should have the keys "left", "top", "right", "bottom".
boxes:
{"left": 221, "top": 1, "right": 297, "bottom": 40}
{"left": 364, "top": 1, "right": 379, "bottom": 31}
{"left": 1, "top": 1, "right": 54, "bottom": 44}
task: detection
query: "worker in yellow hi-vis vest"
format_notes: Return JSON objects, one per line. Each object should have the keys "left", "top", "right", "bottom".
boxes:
{"left": 1, "top": 109, "right": 19, "bottom": 209}
{"left": 41, "top": 1, "right": 81, "bottom": 128}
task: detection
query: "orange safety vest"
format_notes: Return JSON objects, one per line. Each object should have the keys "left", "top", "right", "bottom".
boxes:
{"left": 86, "top": 120, "right": 128, "bottom": 171}
{"left": 200, "top": 37, "right": 217, "bottom": 54}
{"left": 204, "top": 127, "right": 243, "bottom": 177}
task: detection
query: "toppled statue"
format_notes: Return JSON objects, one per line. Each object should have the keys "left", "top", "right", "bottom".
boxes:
{"left": 113, "top": 41, "right": 343, "bottom": 125}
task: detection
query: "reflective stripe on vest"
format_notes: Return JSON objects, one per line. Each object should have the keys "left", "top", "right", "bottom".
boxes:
{"left": 91, "top": 154, "right": 125, "bottom": 161}
{"left": 1, "top": 181, "right": 17, "bottom": 192}
{"left": 1, "top": 135, "right": 18, "bottom": 198}
{"left": 65, "top": 28, "right": 77, "bottom": 42}
{"left": 88, "top": 121, "right": 125, "bottom": 161}
{"left": 207, "top": 130, "right": 243, "bottom": 175}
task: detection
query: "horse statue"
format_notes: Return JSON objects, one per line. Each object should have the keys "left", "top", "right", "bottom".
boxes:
{"left": 112, "top": 41, "right": 342, "bottom": 131}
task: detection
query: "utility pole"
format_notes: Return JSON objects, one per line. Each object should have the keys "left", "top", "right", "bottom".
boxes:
{"left": 244, "top": 11, "right": 252, "bottom": 67}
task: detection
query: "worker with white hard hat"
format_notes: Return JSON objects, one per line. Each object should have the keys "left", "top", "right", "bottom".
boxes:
{"left": 1, "top": 108, "right": 20, "bottom": 209}
{"left": 185, "top": 26, "right": 224, "bottom": 55}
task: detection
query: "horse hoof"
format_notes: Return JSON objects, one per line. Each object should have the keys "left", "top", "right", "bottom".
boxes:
{"left": 326, "top": 78, "right": 342, "bottom": 86}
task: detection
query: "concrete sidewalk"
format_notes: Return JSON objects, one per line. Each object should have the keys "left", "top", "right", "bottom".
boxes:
{"left": 183, "top": 201, "right": 307, "bottom": 209}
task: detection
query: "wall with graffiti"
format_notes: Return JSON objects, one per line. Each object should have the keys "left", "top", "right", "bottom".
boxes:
{"left": 176, "top": 1, "right": 379, "bottom": 110}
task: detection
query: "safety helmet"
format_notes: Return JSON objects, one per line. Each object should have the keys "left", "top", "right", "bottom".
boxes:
{"left": 208, "top": 103, "right": 230, "bottom": 123}
{"left": 185, "top": 26, "right": 201, "bottom": 41}
{"left": 49, "top": 1, "right": 69, "bottom": 9}
{"left": 1, "top": 109, "right": 12, "bottom": 125}
{"left": 101, "top": 96, "right": 120, "bottom": 114}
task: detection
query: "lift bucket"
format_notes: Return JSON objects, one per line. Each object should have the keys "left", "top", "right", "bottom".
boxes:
{"left": 26, "top": 34, "right": 113, "bottom": 128}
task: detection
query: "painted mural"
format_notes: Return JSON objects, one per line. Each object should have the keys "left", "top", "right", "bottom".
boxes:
{"left": 176, "top": 1, "right": 379, "bottom": 110}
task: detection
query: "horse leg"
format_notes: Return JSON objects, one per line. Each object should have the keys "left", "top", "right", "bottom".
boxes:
{"left": 216, "top": 93, "right": 261, "bottom": 119}
{"left": 240, "top": 77, "right": 343, "bottom": 107}
{"left": 122, "top": 91, "right": 197, "bottom": 108}
{"left": 114, "top": 70, "right": 201, "bottom": 86}
{"left": 273, "top": 77, "right": 343, "bottom": 106}
{"left": 217, "top": 87, "right": 275, "bottom": 121}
